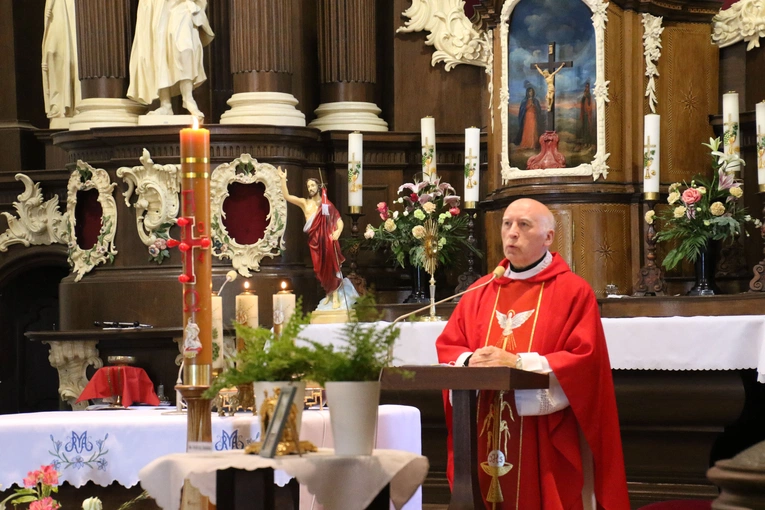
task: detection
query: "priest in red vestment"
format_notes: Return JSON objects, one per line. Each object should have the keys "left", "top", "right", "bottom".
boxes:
{"left": 436, "top": 198, "right": 629, "bottom": 509}
{"left": 280, "top": 172, "right": 345, "bottom": 308}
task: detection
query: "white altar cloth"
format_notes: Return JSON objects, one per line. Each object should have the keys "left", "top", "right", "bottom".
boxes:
{"left": 299, "top": 315, "right": 765, "bottom": 382}
{"left": 140, "top": 448, "right": 428, "bottom": 510}
{"left": 0, "top": 405, "right": 422, "bottom": 509}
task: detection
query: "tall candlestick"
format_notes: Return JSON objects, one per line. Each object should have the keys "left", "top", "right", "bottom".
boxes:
{"left": 757, "top": 101, "right": 765, "bottom": 191}
{"left": 176, "top": 119, "right": 212, "bottom": 383}
{"left": 464, "top": 127, "right": 480, "bottom": 208}
{"left": 348, "top": 132, "right": 363, "bottom": 210}
{"left": 643, "top": 114, "right": 660, "bottom": 199}
{"left": 211, "top": 292, "right": 224, "bottom": 371}
{"left": 722, "top": 92, "right": 740, "bottom": 173}
{"left": 235, "top": 281, "right": 258, "bottom": 351}
{"left": 421, "top": 117, "right": 437, "bottom": 182}
{"left": 272, "top": 281, "right": 296, "bottom": 336}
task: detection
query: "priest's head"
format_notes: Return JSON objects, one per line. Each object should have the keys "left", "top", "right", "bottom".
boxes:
{"left": 501, "top": 198, "right": 555, "bottom": 268}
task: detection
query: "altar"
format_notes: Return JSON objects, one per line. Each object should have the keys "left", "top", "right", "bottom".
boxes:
{"left": 0, "top": 405, "right": 422, "bottom": 510}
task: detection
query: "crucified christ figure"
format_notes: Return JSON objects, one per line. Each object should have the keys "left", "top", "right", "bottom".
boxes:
{"left": 535, "top": 63, "right": 566, "bottom": 110}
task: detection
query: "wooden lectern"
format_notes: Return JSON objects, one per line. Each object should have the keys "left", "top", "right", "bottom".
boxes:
{"left": 381, "top": 366, "right": 549, "bottom": 510}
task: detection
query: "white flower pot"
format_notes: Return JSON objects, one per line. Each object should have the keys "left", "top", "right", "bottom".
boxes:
{"left": 325, "top": 381, "right": 380, "bottom": 455}
{"left": 252, "top": 381, "right": 306, "bottom": 438}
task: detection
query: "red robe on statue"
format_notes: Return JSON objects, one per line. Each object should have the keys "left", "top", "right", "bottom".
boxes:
{"left": 304, "top": 201, "right": 345, "bottom": 295}
{"left": 436, "top": 253, "right": 629, "bottom": 509}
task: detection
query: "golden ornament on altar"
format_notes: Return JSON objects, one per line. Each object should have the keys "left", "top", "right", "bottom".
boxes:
{"left": 244, "top": 387, "right": 317, "bottom": 456}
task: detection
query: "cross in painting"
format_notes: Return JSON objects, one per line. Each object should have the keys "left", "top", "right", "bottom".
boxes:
{"left": 530, "top": 42, "right": 573, "bottom": 131}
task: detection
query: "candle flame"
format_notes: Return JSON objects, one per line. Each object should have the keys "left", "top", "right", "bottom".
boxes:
{"left": 281, "top": 281, "right": 287, "bottom": 291}
{"left": 244, "top": 281, "right": 250, "bottom": 290}
{"left": 192, "top": 117, "right": 199, "bottom": 130}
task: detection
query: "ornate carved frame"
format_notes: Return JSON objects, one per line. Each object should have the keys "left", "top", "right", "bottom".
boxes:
{"left": 712, "top": 0, "right": 765, "bottom": 51}
{"left": 499, "top": 0, "right": 611, "bottom": 183}
{"left": 210, "top": 155, "right": 287, "bottom": 277}
{"left": 66, "top": 160, "right": 118, "bottom": 281}
{"left": 116, "top": 149, "right": 180, "bottom": 264}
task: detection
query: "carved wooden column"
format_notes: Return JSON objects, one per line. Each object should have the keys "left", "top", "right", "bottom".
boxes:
{"left": 309, "top": 0, "right": 387, "bottom": 131}
{"left": 219, "top": 0, "right": 305, "bottom": 126}
{"left": 69, "top": 0, "right": 143, "bottom": 130}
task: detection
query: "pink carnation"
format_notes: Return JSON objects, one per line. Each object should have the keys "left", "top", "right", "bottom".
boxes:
{"left": 41, "top": 465, "right": 59, "bottom": 486}
{"left": 449, "top": 207, "right": 460, "bottom": 216}
{"left": 681, "top": 188, "right": 702, "bottom": 205}
{"left": 30, "top": 497, "right": 60, "bottom": 510}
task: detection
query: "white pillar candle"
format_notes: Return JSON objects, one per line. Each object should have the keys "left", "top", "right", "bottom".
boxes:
{"left": 464, "top": 127, "right": 480, "bottom": 206}
{"left": 421, "top": 117, "right": 437, "bottom": 182}
{"left": 211, "top": 292, "right": 224, "bottom": 370}
{"left": 235, "top": 282, "right": 258, "bottom": 352}
{"left": 643, "top": 114, "right": 660, "bottom": 195}
{"left": 757, "top": 101, "right": 765, "bottom": 189}
{"left": 348, "top": 132, "right": 363, "bottom": 208}
{"left": 272, "top": 281, "right": 296, "bottom": 330}
{"left": 722, "top": 92, "right": 741, "bottom": 173}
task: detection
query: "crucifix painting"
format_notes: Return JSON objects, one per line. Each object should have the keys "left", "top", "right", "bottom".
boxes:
{"left": 507, "top": 0, "right": 597, "bottom": 171}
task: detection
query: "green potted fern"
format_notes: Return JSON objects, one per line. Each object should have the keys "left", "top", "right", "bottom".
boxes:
{"left": 304, "top": 295, "right": 400, "bottom": 455}
{"left": 205, "top": 303, "right": 312, "bottom": 431}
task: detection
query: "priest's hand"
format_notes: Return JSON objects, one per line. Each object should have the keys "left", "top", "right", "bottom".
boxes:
{"left": 468, "top": 346, "right": 519, "bottom": 368}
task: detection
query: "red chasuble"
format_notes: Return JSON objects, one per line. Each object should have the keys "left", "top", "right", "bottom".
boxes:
{"left": 305, "top": 201, "right": 345, "bottom": 295}
{"left": 436, "top": 253, "right": 629, "bottom": 509}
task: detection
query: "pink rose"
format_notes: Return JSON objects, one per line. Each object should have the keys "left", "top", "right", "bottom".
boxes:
{"left": 24, "top": 470, "right": 40, "bottom": 488}
{"left": 376, "top": 202, "right": 388, "bottom": 220}
{"left": 449, "top": 207, "right": 460, "bottom": 216}
{"left": 41, "top": 465, "right": 59, "bottom": 486}
{"left": 681, "top": 188, "right": 702, "bottom": 205}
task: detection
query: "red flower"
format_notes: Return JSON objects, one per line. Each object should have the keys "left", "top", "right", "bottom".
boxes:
{"left": 410, "top": 193, "right": 419, "bottom": 202}
{"left": 23, "top": 470, "right": 40, "bottom": 488}
{"left": 41, "top": 464, "right": 59, "bottom": 486}
{"left": 376, "top": 202, "right": 388, "bottom": 220}
{"left": 449, "top": 207, "right": 460, "bottom": 216}
{"left": 681, "top": 188, "right": 702, "bottom": 205}
{"left": 30, "top": 497, "right": 60, "bottom": 510}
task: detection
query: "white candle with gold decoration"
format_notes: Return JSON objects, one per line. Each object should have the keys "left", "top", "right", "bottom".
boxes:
{"left": 421, "top": 117, "right": 437, "bottom": 182}
{"left": 211, "top": 292, "right": 224, "bottom": 370}
{"left": 272, "top": 281, "right": 296, "bottom": 336}
{"left": 348, "top": 132, "right": 363, "bottom": 209}
{"left": 235, "top": 281, "right": 258, "bottom": 352}
{"left": 757, "top": 101, "right": 765, "bottom": 191}
{"left": 464, "top": 127, "right": 480, "bottom": 207}
{"left": 722, "top": 92, "right": 740, "bottom": 173}
{"left": 643, "top": 114, "right": 660, "bottom": 198}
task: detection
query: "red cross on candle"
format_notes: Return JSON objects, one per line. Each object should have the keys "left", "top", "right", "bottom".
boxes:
{"left": 168, "top": 208, "right": 211, "bottom": 285}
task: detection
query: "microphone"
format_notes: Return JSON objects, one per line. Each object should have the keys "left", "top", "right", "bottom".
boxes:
{"left": 391, "top": 265, "right": 505, "bottom": 325}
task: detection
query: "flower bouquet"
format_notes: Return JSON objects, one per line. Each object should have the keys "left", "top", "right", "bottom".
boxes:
{"left": 0, "top": 465, "right": 60, "bottom": 510}
{"left": 654, "top": 137, "right": 761, "bottom": 271}
{"left": 362, "top": 177, "right": 481, "bottom": 270}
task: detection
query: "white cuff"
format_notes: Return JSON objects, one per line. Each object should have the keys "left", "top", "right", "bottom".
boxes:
{"left": 456, "top": 351, "right": 473, "bottom": 367}
{"left": 515, "top": 372, "right": 570, "bottom": 416}
{"left": 517, "top": 352, "right": 551, "bottom": 374}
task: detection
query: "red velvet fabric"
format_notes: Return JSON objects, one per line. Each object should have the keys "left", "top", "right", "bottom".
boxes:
{"left": 222, "top": 182, "right": 268, "bottom": 245}
{"left": 639, "top": 501, "right": 712, "bottom": 510}
{"left": 721, "top": 0, "right": 738, "bottom": 9}
{"left": 75, "top": 189, "right": 103, "bottom": 250}
{"left": 76, "top": 366, "right": 160, "bottom": 407}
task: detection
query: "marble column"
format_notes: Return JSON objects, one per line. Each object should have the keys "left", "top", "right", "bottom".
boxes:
{"left": 69, "top": 0, "right": 143, "bottom": 130}
{"left": 309, "top": 0, "right": 387, "bottom": 132}
{"left": 219, "top": 0, "right": 305, "bottom": 126}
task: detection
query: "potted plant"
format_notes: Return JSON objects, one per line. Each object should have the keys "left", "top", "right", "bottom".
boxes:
{"left": 205, "top": 303, "right": 313, "bottom": 431}
{"left": 304, "top": 295, "right": 400, "bottom": 455}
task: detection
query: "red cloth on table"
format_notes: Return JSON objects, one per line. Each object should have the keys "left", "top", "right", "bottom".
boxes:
{"left": 76, "top": 366, "right": 160, "bottom": 407}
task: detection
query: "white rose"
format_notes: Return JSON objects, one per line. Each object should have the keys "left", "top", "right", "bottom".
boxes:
{"left": 411, "top": 225, "right": 426, "bottom": 239}
{"left": 364, "top": 228, "right": 375, "bottom": 239}
{"left": 668, "top": 191, "right": 681, "bottom": 205}
{"left": 730, "top": 186, "right": 743, "bottom": 198}
{"left": 384, "top": 218, "right": 397, "bottom": 232}
{"left": 393, "top": 211, "right": 399, "bottom": 220}
{"left": 82, "top": 497, "right": 103, "bottom": 510}
{"left": 673, "top": 206, "right": 686, "bottom": 218}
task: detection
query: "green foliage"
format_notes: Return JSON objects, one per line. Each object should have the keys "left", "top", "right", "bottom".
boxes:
{"left": 305, "top": 292, "right": 400, "bottom": 385}
{"left": 203, "top": 300, "right": 312, "bottom": 398}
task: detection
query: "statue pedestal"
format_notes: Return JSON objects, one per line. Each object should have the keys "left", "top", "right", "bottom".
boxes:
{"left": 138, "top": 114, "right": 197, "bottom": 126}
{"left": 219, "top": 92, "right": 306, "bottom": 126}
{"left": 309, "top": 102, "right": 388, "bottom": 132}
{"left": 69, "top": 98, "right": 144, "bottom": 131}
{"left": 49, "top": 118, "right": 71, "bottom": 130}
{"left": 310, "top": 309, "right": 356, "bottom": 324}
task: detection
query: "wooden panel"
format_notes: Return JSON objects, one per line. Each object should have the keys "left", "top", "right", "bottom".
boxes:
{"left": 577, "top": 203, "right": 632, "bottom": 297}
{"left": 604, "top": 3, "right": 626, "bottom": 182}
{"left": 548, "top": 206, "right": 574, "bottom": 269}
{"left": 662, "top": 23, "right": 718, "bottom": 184}
{"left": 484, "top": 208, "right": 503, "bottom": 269}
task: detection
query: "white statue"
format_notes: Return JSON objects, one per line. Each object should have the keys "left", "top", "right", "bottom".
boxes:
{"left": 128, "top": 0, "right": 214, "bottom": 119}
{"left": 41, "top": 0, "right": 81, "bottom": 128}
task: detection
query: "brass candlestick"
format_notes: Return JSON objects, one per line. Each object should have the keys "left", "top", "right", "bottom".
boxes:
{"left": 634, "top": 199, "right": 667, "bottom": 296}
{"left": 346, "top": 208, "right": 367, "bottom": 294}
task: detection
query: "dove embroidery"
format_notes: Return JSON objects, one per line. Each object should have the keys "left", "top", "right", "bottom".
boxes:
{"left": 494, "top": 309, "right": 535, "bottom": 350}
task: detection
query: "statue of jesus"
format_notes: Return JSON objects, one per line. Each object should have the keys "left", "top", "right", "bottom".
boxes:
{"left": 279, "top": 170, "right": 346, "bottom": 309}
{"left": 535, "top": 63, "right": 566, "bottom": 111}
